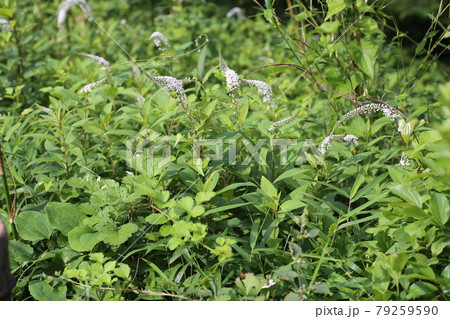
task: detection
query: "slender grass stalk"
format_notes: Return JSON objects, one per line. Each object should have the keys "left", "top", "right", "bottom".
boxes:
{"left": 0, "top": 145, "right": 17, "bottom": 240}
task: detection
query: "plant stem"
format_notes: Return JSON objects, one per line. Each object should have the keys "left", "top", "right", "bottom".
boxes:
{"left": 0, "top": 146, "right": 17, "bottom": 240}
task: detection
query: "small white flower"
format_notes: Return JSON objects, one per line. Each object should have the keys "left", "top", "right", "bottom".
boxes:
{"left": 399, "top": 151, "right": 410, "bottom": 166}
{"left": 226, "top": 7, "right": 246, "bottom": 20}
{"left": 80, "top": 77, "right": 107, "bottom": 93}
{"left": 41, "top": 107, "right": 54, "bottom": 116}
{"left": 120, "top": 19, "right": 127, "bottom": 25}
{"left": 262, "top": 279, "right": 276, "bottom": 289}
{"left": 319, "top": 134, "right": 359, "bottom": 155}
{"left": 80, "top": 53, "right": 110, "bottom": 68}
{"left": 243, "top": 79, "right": 273, "bottom": 104}
{"left": 269, "top": 110, "right": 299, "bottom": 131}
{"left": 0, "top": 19, "right": 11, "bottom": 32}
{"left": 149, "top": 31, "right": 170, "bottom": 49}
{"left": 146, "top": 74, "right": 187, "bottom": 105}
{"left": 57, "top": 0, "right": 92, "bottom": 29}
{"left": 134, "top": 91, "right": 145, "bottom": 104}
{"left": 219, "top": 54, "right": 242, "bottom": 93}
{"left": 343, "top": 134, "right": 359, "bottom": 145}
{"left": 132, "top": 63, "right": 141, "bottom": 79}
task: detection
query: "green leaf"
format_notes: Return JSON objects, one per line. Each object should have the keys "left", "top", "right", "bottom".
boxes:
{"left": 195, "top": 191, "right": 216, "bottom": 204}
{"left": 350, "top": 171, "right": 366, "bottom": 199}
{"left": 325, "top": 0, "right": 346, "bottom": 20}
{"left": 29, "top": 281, "right": 66, "bottom": 301}
{"left": 102, "top": 223, "right": 138, "bottom": 245}
{"left": 410, "top": 262, "right": 436, "bottom": 280}
{"left": 177, "top": 196, "right": 194, "bottom": 212}
{"left": 0, "top": 8, "right": 14, "bottom": 18}
{"left": 260, "top": 176, "right": 278, "bottom": 199}
{"left": 15, "top": 211, "right": 53, "bottom": 241}
{"left": 317, "top": 21, "right": 340, "bottom": 33}
{"left": 250, "top": 219, "right": 261, "bottom": 251}
{"left": 168, "top": 237, "right": 184, "bottom": 250}
{"left": 68, "top": 226, "right": 104, "bottom": 251}
{"left": 311, "top": 282, "right": 331, "bottom": 294}
{"left": 197, "top": 44, "right": 207, "bottom": 81}
{"left": 9, "top": 240, "right": 34, "bottom": 262}
{"left": 190, "top": 205, "right": 205, "bottom": 218}
{"left": 114, "top": 263, "right": 131, "bottom": 279}
{"left": 46, "top": 202, "right": 85, "bottom": 236}
{"left": 430, "top": 192, "right": 449, "bottom": 226}
{"left": 280, "top": 200, "right": 305, "bottom": 212}
{"left": 390, "top": 184, "right": 422, "bottom": 207}
{"left": 145, "top": 213, "right": 168, "bottom": 225}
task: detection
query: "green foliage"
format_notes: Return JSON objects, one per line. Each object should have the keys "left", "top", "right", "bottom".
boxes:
{"left": 0, "top": 0, "right": 449, "bottom": 301}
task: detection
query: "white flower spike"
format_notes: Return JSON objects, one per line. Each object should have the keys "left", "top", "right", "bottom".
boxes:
{"left": 57, "top": 0, "right": 92, "bottom": 29}
{"left": 269, "top": 110, "right": 299, "bottom": 131}
{"left": 149, "top": 31, "right": 170, "bottom": 49}
{"left": 80, "top": 53, "right": 110, "bottom": 68}
{"left": 319, "top": 134, "right": 359, "bottom": 155}
{"left": 80, "top": 77, "right": 107, "bottom": 93}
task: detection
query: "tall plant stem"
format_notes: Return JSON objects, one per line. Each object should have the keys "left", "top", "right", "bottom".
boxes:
{"left": 0, "top": 146, "right": 17, "bottom": 240}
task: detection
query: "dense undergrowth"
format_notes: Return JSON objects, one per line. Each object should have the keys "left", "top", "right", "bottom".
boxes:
{"left": 0, "top": 0, "right": 449, "bottom": 300}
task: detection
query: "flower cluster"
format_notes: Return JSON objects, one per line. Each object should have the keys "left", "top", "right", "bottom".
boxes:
{"left": 336, "top": 103, "right": 400, "bottom": 128}
{"left": 219, "top": 54, "right": 275, "bottom": 107}
{"left": 80, "top": 53, "right": 110, "bottom": 68}
{"left": 149, "top": 31, "right": 170, "bottom": 49}
{"left": 226, "top": 7, "right": 246, "bottom": 20}
{"left": 0, "top": 19, "right": 11, "bottom": 32}
{"left": 243, "top": 79, "right": 274, "bottom": 105}
{"left": 219, "top": 55, "right": 241, "bottom": 92}
{"left": 269, "top": 110, "right": 299, "bottom": 131}
{"left": 57, "top": 0, "right": 92, "bottom": 29}
{"left": 399, "top": 151, "right": 410, "bottom": 166}
{"left": 80, "top": 77, "right": 107, "bottom": 93}
{"left": 134, "top": 91, "right": 145, "bottom": 104}
{"left": 319, "top": 134, "right": 359, "bottom": 155}
{"left": 41, "top": 107, "right": 54, "bottom": 116}
{"left": 146, "top": 74, "right": 187, "bottom": 106}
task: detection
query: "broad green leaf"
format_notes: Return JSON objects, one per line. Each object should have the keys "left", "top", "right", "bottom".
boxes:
{"left": 0, "top": 8, "right": 14, "bottom": 18}
{"left": 325, "top": 0, "right": 346, "bottom": 20}
{"left": 390, "top": 184, "right": 422, "bottom": 207}
{"left": 15, "top": 211, "right": 52, "bottom": 241}
{"left": 9, "top": 240, "right": 34, "bottom": 262}
{"left": 168, "top": 237, "right": 184, "bottom": 250}
{"left": 391, "top": 253, "right": 409, "bottom": 273}
{"left": 102, "top": 223, "right": 138, "bottom": 245}
{"left": 46, "top": 202, "right": 85, "bottom": 236}
{"left": 317, "top": 21, "right": 340, "bottom": 33}
{"left": 190, "top": 205, "right": 205, "bottom": 218}
{"left": 195, "top": 191, "right": 216, "bottom": 204}
{"left": 402, "top": 206, "right": 428, "bottom": 220}
{"left": 430, "top": 192, "right": 449, "bottom": 226}
{"left": 145, "top": 213, "right": 168, "bottom": 225}
{"left": 114, "top": 263, "right": 131, "bottom": 279}
{"left": 177, "top": 196, "right": 194, "bottom": 212}
{"left": 68, "top": 226, "right": 104, "bottom": 251}
{"left": 311, "top": 282, "right": 331, "bottom": 294}
{"left": 410, "top": 262, "right": 436, "bottom": 280}
{"left": 280, "top": 200, "right": 305, "bottom": 212}
{"left": 260, "top": 176, "right": 278, "bottom": 199}
{"left": 29, "top": 281, "right": 66, "bottom": 301}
